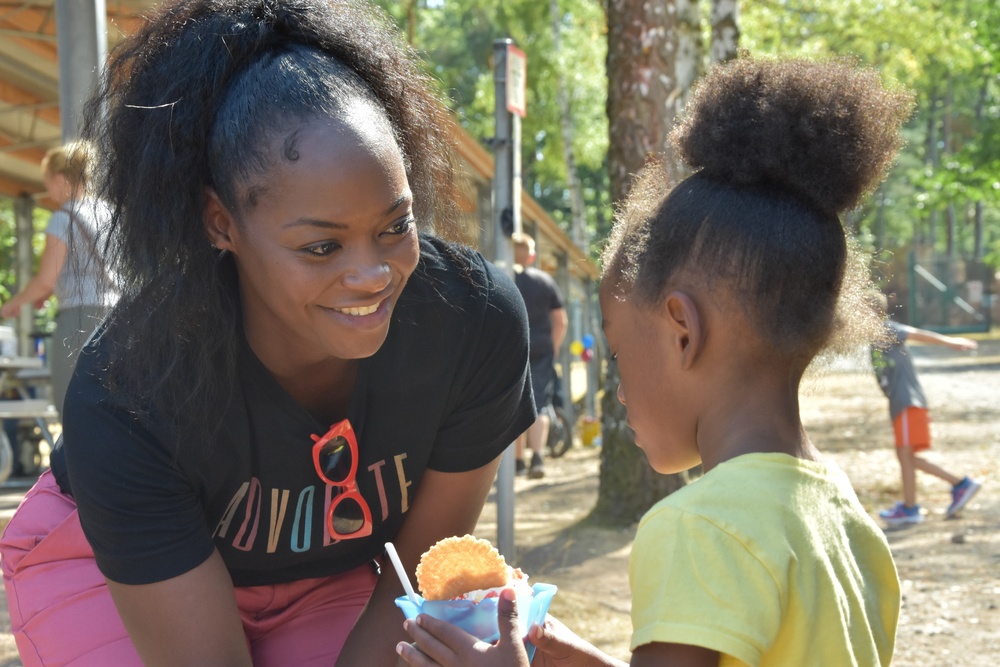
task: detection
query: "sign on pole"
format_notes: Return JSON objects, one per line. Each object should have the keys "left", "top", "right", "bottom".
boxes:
{"left": 506, "top": 45, "right": 527, "bottom": 118}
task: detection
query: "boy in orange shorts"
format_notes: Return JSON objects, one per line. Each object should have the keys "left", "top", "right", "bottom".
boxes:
{"left": 870, "top": 293, "right": 981, "bottom": 526}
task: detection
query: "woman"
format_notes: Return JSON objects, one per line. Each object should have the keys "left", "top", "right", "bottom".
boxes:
{"left": 0, "top": 140, "right": 116, "bottom": 416}
{"left": 0, "top": 1, "right": 534, "bottom": 665}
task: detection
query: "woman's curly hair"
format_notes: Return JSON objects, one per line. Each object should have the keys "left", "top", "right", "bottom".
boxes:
{"left": 82, "top": 0, "right": 460, "bottom": 445}
{"left": 603, "top": 54, "right": 913, "bottom": 365}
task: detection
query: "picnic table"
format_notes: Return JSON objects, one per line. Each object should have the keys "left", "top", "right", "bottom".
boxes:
{"left": 0, "top": 356, "right": 58, "bottom": 483}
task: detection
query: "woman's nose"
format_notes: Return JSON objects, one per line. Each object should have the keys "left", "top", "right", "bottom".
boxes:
{"left": 343, "top": 256, "right": 392, "bottom": 292}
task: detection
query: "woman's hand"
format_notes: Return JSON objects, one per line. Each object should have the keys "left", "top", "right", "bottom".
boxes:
{"left": 397, "top": 589, "right": 624, "bottom": 667}
{"left": 397, "top": 587, "right": 531, "bottom": 667}
{"left": 335, "top": 460, "right": 502, "bottom": 667}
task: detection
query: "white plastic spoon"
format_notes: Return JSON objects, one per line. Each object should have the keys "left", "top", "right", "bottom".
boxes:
{"left": 385, "top": 542, "right": 421, "bottom": 606}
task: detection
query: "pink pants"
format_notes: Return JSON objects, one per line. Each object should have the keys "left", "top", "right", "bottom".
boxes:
{"left": 0, "top": 470, "right": 378, "bottom": 666}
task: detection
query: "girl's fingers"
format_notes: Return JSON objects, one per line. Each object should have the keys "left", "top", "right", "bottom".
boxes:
{"left": 528, "top": 615, "right": 585, "bottom": 660}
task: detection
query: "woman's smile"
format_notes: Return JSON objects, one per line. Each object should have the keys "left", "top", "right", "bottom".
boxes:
{"left": 322, "top": 296, "right": 392, "bottom": 330}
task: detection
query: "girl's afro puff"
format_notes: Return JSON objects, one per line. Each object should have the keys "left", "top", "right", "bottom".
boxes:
{"left": 670, "top": 54, "right": 914, "bottom": 215}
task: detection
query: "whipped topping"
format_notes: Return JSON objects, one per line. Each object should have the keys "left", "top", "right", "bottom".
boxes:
{"left": 453, "top": 567, "right": 532, "bottom": 603}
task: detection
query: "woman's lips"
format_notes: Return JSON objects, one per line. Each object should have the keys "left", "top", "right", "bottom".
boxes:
{"left": 334, "top": 302, "right": 380, "bottom": 317}
{"left": 323, "top": 295, "right": 392, "bottom": 330}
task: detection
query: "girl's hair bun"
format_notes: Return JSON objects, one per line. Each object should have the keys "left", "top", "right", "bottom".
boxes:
{"left": 670, "top": 54, "right": 914, "bottom": 215}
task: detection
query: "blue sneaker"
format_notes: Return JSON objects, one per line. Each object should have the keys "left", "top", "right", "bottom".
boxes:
{"left": 946, "top": 477, "right": 981, "bottom": 518}
{"left": 879, "top": 502, "right": 923, "bottom": 526}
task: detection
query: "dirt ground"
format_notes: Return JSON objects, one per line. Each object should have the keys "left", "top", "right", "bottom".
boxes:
{"left": 0, "top": 336, "right": 996, "bottom": 665}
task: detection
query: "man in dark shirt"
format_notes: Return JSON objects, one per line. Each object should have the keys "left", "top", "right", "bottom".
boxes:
{"left": 512, "top": 233, "right": 568, "bottom": 478}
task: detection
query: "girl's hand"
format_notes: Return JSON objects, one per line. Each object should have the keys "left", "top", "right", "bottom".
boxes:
{"left": 397, "top": 587, "right": 531, "bottom": 667}
{"left": 529, "top": 614, "right": 628, "bottom": 667}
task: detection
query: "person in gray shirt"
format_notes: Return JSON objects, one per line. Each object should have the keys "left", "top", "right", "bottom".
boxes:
{"left": 869, "top": 292, "right": 981, "bottom": 526}
{"left": 0, "top": 141, "right": 118, "bottom": 415}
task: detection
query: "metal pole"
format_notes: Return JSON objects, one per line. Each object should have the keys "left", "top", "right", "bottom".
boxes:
{"left": 556, "top": 254, "right": 574, "bottom": 426}
{"left": 55, "top": 0, "right": 107, "bottom": 141}
{"left": 584, "top": 279, "right": 598, "bottom": 417}
{"left": 13, "top": 195, "right": 34, "bottom": 356}
{"left": 492, "top": 38, "right": 521, "bottom": 562}
{"left": 511, "top": 110, "right": 523, "bottom": 241}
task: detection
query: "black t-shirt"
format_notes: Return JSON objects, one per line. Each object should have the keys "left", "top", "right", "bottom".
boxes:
{"left": 51, "top": 236, "right": 535, "bottom": 586}
{"left": 513, "top": 265, "right": 565, "bottom": 359}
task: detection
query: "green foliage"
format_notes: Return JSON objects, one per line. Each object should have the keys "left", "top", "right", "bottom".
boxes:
{"left": 371, "top": 0, "right": 610, "bottom": 242}
{"left": 368, "top": 1, "right": 999, "bottom": 269}
{"left": 0, "top": 200, "right": 58, "bottom": 333}
{"left": 0, "top": 203, "right": 15, "bottom": 302}
{"left": 743, "top": 0, "right": 1000, "bottom": 264}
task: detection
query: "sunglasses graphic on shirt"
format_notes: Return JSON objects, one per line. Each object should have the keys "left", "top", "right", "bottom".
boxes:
{"left": 311, "top": 419, "right": 374, "bottom": 540}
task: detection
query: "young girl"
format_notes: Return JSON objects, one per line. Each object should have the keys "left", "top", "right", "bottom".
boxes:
{"left": 0, "top": 1, "right": 534, "bottom": 666}
{"left": 398, "top": 55, "right": 911, "bottom": 667}
{"left": 0, "top": 141, "right": 117, "bottom": 416}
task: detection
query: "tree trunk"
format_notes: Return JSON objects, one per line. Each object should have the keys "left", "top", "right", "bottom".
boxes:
{"left": 550, "top": 0, "right": 588, "bottom": 248}
{"left": 675, "top": 0, "right": 703, "bottom": 111}
{"left": 945, "top": 204, "right": 956, "bottom": 258}
{"left": 972, "top": 77, "right": 986, "bottom": 262}
{"left": 606, "top": 0, "right": 681, "bottom": 200}
{"left": 405, "top": 0, "right": 417, "bottom": 45}
{"left": 942, "top": 82, "right": 955, "bottom": 257}
{"left": 595, "top": 0, "right": 687, "bottom": 526}
{"left": 874, "top": 186, "right": 886, "bottom": 252}
{"left": 710, "top": 0, "right": 740, "bottom": 63}
{"left": 924, "top": 91, "right": 939, "bottom": 253}
{"left": 973, "top": 201, "right": 984, "bottom": 261}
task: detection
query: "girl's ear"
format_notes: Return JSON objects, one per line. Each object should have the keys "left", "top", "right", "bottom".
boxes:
{"left": 203, "top": 187, "right": 236, "bottom": 252}
{"left": 663, "top": 291, "right": 704, "bottom": 370}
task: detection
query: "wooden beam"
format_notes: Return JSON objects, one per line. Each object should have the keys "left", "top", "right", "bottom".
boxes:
{"left": 0, "top": 7, "right": 59, "bottom": 63}
{"left": 0, "top": 173, "right": 39, "bottom": 200}
{"left": 0, "top": 79, "right": 60, "bottom": 126}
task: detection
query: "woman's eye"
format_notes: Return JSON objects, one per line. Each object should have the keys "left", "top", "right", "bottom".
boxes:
{"left": 383, "top": 217, "right": 415, "bottom": 236}
{"left": 304, "top": 242, "right": 340, "bottom": 256}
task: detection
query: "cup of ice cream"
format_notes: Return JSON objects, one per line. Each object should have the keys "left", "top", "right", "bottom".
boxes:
{"left": 393, "top": 535, "right": 558, "bottom": 657}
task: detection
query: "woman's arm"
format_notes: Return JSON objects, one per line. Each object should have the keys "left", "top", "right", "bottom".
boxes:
{"left": 106, "top": 549, "right": 252, "bottom": 667}
{"left": 336, "top": 456, "right": 503, "bottom": 667}
{"left": 0, "top": 233, "right": 65, "bottom": 318}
